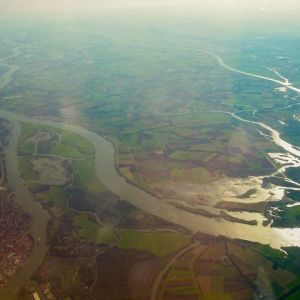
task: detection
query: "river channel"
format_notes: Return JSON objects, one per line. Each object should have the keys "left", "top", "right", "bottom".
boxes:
{"left": 1, "top": 109, "right": 300, "bottom": 252}
{"left": 1, "top": 48, "right": 300, "bottom": 298}
{"left": 0, "top": 119, "right": 49, "bottom": 299}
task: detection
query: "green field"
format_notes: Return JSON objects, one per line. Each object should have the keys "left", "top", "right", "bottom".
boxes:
{"left": 34, "top": 186, "right": 67, "bottom": 218}
{"left": 53, "top": 143, "right": 82, "bottom": 159}
{"left": 73, "top": 215, "right": 191, "bottom": 257}
{"left": 117, "top": 229, "right": 191, "bottom": 257}
{"left": 73, "top": 214, "right": 118, "bottom": 245}
{"left": 18, "top": 157, "right": 38, "bottom": 181}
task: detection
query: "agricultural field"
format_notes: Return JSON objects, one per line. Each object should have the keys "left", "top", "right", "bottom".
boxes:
{"left": 158, "top": 239, "right": 300, "bottom": 300}
{"left": 116, "top": 229, "right": 191, "bottom": 257}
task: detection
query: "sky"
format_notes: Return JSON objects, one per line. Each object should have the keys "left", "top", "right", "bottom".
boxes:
{"left": 0, "top": 0, "right": 299, "bottom": 16}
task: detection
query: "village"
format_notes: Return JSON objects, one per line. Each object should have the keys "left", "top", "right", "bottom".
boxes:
{"left": 0, "top": 161, "right": 34, "bottom": 288}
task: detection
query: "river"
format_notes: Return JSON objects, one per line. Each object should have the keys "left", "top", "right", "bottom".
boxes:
{"left": 1, "top": 47, "right": 300, "bottom": 298}
{"left": 1, "top": 109, "right": 300, "bottom": 253}
{"left": 0, "top": 119, "right": 49, "bottom": 299}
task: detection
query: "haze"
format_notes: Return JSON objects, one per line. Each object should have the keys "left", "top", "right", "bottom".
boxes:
{"left": 0, "top": 0, "right": 300, "bottom": 16}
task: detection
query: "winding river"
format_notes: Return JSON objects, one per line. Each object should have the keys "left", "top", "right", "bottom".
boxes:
{"left": 1, "top": 47, "right": 300, "bottom": 298}
{"left": 1, "top": 109, "right": 300, "bottom": 252}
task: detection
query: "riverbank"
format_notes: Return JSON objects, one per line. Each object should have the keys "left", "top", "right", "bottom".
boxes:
{"left": 0, "top": 119, "right": 49, "bottom": 300}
